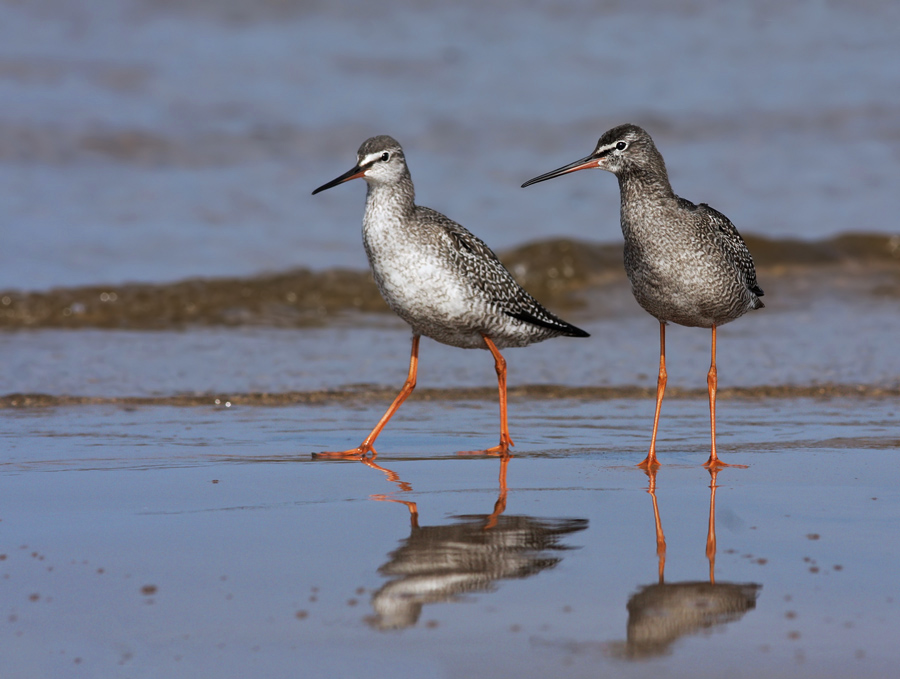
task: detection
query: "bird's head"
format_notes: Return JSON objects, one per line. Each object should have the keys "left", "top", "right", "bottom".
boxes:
{"left": 521, "top": 124, "right": 659, "bottom": 187}
{"left": 312, "top": 135, "right": 407, "bottom": 195}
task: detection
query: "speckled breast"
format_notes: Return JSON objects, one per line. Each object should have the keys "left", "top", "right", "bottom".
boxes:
{"left": 625, "top": 243, "right": 753, "bottom": 328}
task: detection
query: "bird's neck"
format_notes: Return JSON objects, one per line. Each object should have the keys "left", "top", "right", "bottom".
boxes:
{"left": 363, "top": 174, "right": 416, "bottom": 228}
{"left": 362, "top": 174, "right": 417, "bottom": 272}
{"left": 617, "top": 161, "right": 677, "bottom": 236}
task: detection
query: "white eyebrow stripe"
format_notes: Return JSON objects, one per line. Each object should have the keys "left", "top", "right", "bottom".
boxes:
{"left": 594, "top": 143, "right": 619, "bottom": 155}
{"left": 360, "top": 152, "right": 383, "bottom": 166}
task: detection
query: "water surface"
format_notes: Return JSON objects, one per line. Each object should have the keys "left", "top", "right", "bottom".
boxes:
{"left": 2, "top": 0, "right": 899, "bottom": 289}
{"left": 1, "top": 398, "right": 898, "bottom": 678}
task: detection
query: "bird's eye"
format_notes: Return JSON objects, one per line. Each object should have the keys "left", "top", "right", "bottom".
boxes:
{"left": 381, "top": 152, "right": 390, "bottom": 162}
{"left": 616, "top": 141, "right": 627, "bottom": 151}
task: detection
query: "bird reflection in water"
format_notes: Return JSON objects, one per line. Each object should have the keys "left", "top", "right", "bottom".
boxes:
{"left": 358, "top": 455, "right": 588, "bottom": 630}
{"left": 607, "top": 468, "right": 761, "bottom": 659}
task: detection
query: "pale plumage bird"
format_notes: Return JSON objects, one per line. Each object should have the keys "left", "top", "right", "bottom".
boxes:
{"left": 522, "top": 124, "right": 763, "bottom": 468}
{"left": 368, "top": 512, "right": 588, "bottom": 630}
{"left": 313, "top": 135, "right": 588, "bottom": 458}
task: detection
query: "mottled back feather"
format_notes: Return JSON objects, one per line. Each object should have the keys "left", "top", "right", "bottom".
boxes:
{"left": 416, "top": 206, "right": 589, "bottom": 337}
{"left": 695, "top": 201, "right": 765, "bottom": 302}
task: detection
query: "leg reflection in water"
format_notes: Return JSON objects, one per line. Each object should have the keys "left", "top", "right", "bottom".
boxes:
{"left": 606, "top": 467, "right": 761, "bottom": 659}
{"left": 363, "top": 455, "right": 419, "bottom": 518}
{"left": 355, "top": 455, "right": 588, "bottom": 630}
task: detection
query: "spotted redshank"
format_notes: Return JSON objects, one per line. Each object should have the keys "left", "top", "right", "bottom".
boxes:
{"left": 313, "top": 135, "right": 588, "bottom": 458}
{"left": 522, "top": 124, "right": 763, "bottom": 469}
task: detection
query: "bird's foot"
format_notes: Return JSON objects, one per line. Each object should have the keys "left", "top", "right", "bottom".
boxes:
{"left": 636, "top": 454, "right": 661, "bottom": 470}
{"left": 456, "top": 436, "right": 514, "bottom": 458}
{"left": 312, "top": 445, "right": 376, "bottom": 460}
{"left": 703, "top": 456, "right": 748, "bottom": 470}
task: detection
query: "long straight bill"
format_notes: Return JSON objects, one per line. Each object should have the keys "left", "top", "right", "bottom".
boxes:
{"left": 312, "top": 165, "right": 366, "bottom": 195}
{"left": 520, "top": 154, "right": 599, "bottom": 188}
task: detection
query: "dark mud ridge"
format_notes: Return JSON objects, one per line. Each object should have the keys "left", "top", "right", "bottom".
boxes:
{"left": 2, "top": 383, "right": 898, "bottom": 409}
{"left": 1, "top": 234, "right": 897, "bottom": 330}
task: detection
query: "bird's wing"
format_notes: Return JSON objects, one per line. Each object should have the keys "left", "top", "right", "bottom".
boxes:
{"left": 697, "top": 202, "right": 764, "bottom": 297}
{"left": 417, "top": 207, "right": 588, "bottom": 335}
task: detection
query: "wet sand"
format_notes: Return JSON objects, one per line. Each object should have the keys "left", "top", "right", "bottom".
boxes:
{"left": 2, "top": 398, "right": 898, "bottom": 678}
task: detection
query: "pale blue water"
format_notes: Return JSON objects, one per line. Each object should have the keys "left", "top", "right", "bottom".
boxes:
{"left": 2, "top": 291, "right": 899, "bottom": 396}
{"left": 1, "top": 0, "right": 898, "bottom": 289}
{"left": 1, "top": 398, "right": 898, "bottom": 678}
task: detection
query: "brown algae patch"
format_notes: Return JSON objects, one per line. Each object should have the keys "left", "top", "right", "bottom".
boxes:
{"left": 0, "top": 268, "right": 389, "bottom": 330}
{"left": 1, "top": 234, "right": 897, "bottom": 330}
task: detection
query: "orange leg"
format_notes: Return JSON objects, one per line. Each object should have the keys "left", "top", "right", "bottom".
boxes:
{"left": 482, "top": 335, "right": 514, "bottom": 456}
{"left": 638, "top": 322, "right": 666, "bottom": 469}
{"left": 706, "top": 325, "right": 719, "bottom": 466}
{"left": 703, "top": 326, "right": 747, "bottom": 469}
{"left": 315, "top": 335, "right": 420, "bottom": 459}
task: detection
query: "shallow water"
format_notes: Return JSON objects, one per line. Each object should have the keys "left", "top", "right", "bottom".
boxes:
{"left": 2, "top": 398, "right": 898, "bottom": 678}
{"left": 2, "top": 268, "right": 899, "bottom": 400}
{"left": 2, "top": 0, "right": 899, "bottom": 289}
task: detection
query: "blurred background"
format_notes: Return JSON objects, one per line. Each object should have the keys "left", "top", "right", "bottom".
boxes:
{"left": 2, "top": 0, "right": 898, "bottom": 291}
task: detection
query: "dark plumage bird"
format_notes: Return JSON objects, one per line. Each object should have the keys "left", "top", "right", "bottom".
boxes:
{"left": 605, "top": 467, "right": 760, "bottom": 659}
{"left": 608, "top": 580, "right": 761, "bottom": 659}
{"left": 313, "top": 135, "right": 588, "bottom": 458}
{"left": 522, "top": 124, "right": 763, "bottom": 468}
